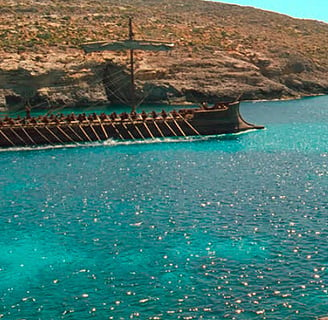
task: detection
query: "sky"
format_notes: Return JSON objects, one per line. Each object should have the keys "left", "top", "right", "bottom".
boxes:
{"left": 214, "top": 0, "right": 328, "bottom": 23}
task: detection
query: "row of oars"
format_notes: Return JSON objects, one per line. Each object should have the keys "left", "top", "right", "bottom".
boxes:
{"left": 113, "top": 112, "right": 200, "bottom": 141}
{"left": 0, "top": 124, "right": 85, "bottom": 147}
{"left": 0, "top": 114, "right": 201, "bottom": 147}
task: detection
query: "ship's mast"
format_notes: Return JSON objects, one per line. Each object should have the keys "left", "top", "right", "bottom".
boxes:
{"left": 129, "top": 17, "right": 136, "bottom": 112}
{"left": 81, "top": 18, "right": 174, "bottom": 112}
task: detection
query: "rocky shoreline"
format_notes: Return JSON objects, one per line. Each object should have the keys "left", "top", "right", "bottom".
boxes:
{"left": 1, "top": 0, "right": 328, "bottom": 111}
{"left": 1, "top": 47, "right": 327, "bottom": 112}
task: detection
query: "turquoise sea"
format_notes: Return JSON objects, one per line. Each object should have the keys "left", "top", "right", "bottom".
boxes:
{"left": 0, "top": 96, "right": 327, "bottom": 319}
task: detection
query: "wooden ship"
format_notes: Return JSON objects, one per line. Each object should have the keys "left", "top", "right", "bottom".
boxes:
{"left": 0, "top": 18, "right": 264, "bottom": 148}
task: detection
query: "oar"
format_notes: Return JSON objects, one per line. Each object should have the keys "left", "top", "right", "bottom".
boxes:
{"left": 78, "top": 124, "right": 93, "bottom": 142}
{"left": 95, "top": 115, "right": 108, "bottom": 139}
{"left": 44, "top": 126, "right": 65, "bottom": 144}
{"left": 111, "top": 122, "right": 124, "bottom": 140}
{"left": 121, "top": 121, "right": 136, "bottom": 140}
{"left": 142, "top": 120, "right": 155, "bottom": 139}
{"left": 153, "top": 120, "right": 165, "bottom": 137}
{"left": 89, "top": 122, "right": 101, "bottom": 141}
{"left": 21, "top": 126, "right": 36, "bottom": 144}
{"left": 177, "top": 113, "right": 201, "bottom": 136}
{"left": 163, "top": 119, "right": 178, "bottom": 136}
{"left": 0, "top": 129, "right": 16, "bottom": 146}
{"left": 56, "top": 125, "right": 76, "bottom": 143}
{"left": 34, "top": 127, "right": 54, "bottom": 145}
{"left": 67, "top": 124, "right": 84, "bottom": 141}
{"left": 128, "top": 115, "right": 145, "bottom": 139}
{"left": 169, "top": 113, "right": 186, "bottom": 137}
{"left": 9, "top": 127, "right": 27, "bottom": 145}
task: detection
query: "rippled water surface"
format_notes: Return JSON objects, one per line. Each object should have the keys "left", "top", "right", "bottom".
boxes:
{"left": 0, "top": 96, "right": 327, "bottom": 319}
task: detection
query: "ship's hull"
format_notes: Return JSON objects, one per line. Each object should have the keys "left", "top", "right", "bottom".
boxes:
{"left": 0, "top": 102, "right": 264, "bottom": 148}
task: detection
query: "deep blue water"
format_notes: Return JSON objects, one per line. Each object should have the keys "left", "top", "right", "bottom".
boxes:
{"left": 0, "top": 96, "right": 327, "bottom": 319}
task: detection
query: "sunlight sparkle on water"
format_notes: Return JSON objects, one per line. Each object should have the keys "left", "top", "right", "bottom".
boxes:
{"left": 0, "top": 96, "right": 327, "bottom": 319}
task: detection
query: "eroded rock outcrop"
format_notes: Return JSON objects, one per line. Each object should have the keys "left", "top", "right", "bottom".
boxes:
{"left": 1, "top": 0, "right": 328, "bottom": 111}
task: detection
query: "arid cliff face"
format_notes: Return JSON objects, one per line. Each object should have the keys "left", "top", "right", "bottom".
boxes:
{"left": 1, "top": 0, "right": 328, "bottom": 110}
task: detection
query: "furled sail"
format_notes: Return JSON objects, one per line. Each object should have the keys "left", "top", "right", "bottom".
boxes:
{"left": 81, "top": 40, "right": 174, "bottom": 53}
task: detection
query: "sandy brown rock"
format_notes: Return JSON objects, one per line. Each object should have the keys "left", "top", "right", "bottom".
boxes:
{"left": 1, "top": 0, "right": 328, "bottom": 111}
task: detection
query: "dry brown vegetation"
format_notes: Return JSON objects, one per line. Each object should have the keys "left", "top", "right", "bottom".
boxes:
{"left": 1, "top": 0, "right": 328, "bottom": 64}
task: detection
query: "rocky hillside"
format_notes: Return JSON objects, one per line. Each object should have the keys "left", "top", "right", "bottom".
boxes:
{"left": 1, "top": 0, "right": 328, "bottom": 110}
